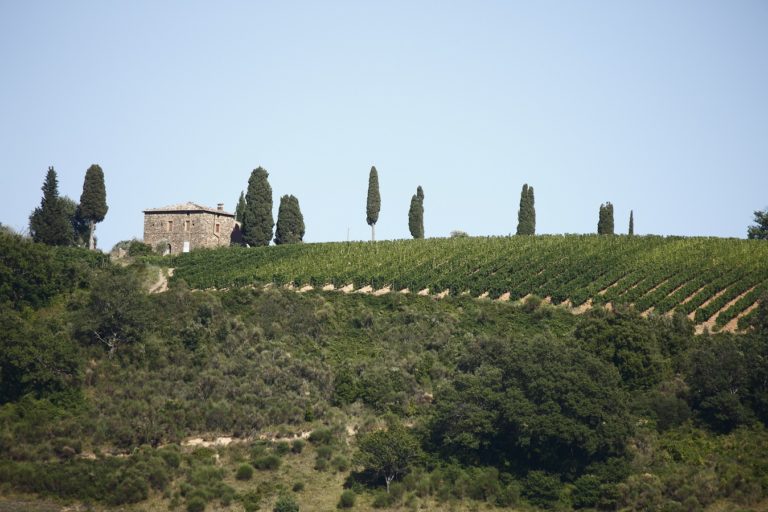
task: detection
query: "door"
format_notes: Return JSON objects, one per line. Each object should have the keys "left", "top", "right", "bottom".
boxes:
{"left": 183, "top": 241, "right": 190, "bottom": 253}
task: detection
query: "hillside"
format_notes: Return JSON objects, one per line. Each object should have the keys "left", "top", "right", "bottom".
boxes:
{"left": 164, "top": 235, "right": 768, "bottom": 333}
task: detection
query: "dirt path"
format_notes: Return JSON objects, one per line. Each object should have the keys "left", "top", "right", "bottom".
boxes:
{"left": 149, "top": 267, "right": 174, "bottom": 294}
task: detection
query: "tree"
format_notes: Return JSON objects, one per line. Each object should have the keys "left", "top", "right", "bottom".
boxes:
{"left": 235, "top": 191, "right": 246, "bottom": 223}
{"left": 597, "top": 202, "right": 614, "bottom": 235}
{"left": 274, "top": 195, "right": 305, "bottom": 245}
{"left": 60, "top": 196, "right": 90, "bottom": 247}
{"left": 355, "top": 421, "right": 421, "bottom": 493}
{"left": 628, "top": 210, "right": 634, "bottom": 236}
{"left": 79, "top": 164, "right": 108, "bottom": 250}
{"left": 366, "top": 166, "right": 381, "bottom": 241}
{"left": 516, "top": 184, "right": 536, "bottom": 235}
{"left": 747, "top": 209, "right": 768, "bottom": 240}
{"left": 241, "top": 167, "right": 274, "bottom": 246}
{"left": 29, "top": 167, "right": 72, "bottom": 246}
{"left": 408, "top": 185, "right": 424, "bottom": 239}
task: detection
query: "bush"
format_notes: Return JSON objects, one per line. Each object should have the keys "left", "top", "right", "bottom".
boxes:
{"left": 316, "top": 445, "right": 333, "bottom": 461}
{"left": 291, "top": 439, "right": 306, "bottom": 454}
{"left": 292, "top": 481, "right": 305, "bottom": 492}
{"left": 186, "top": 496, "right": 207, "bottom": 512}
{"left": 523, "top": 471, "right": 562, "bottom": 509}
{"left": 338, "top": 489, "right": 356, "bottom": 508}
{"left": 254, "top": 455, "right": 281, "bottom": 471}
{"left": 275, "top": 441, "right": 291, "bottom": 455}
{"left": 309, "top": 428, "right": 334, "bottom": 445}
{"left": 314, "top": 458, "right": 328, "bottom": 471}
{"left": 331, "top": 455, "right": 349, "bottom": 472}
{"left": 273, "top": 494, "right": 299, "bottom": 512}
{"left": 372, "top": 490, "right": 395, "bottom": 508}
{"left": 127, "top": 240, "right": 153, "bottom": 257}
{"left": 236, "top": 464, "right": 254, "bottom": 481}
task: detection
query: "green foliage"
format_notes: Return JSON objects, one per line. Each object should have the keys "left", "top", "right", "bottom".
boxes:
{"left": 747, "top": 209, "right": 768, "bottom": 239}
{"left": 59, "top": 196, "right": 89, "bottom": 247}
{"left": 429, "top": 337, "right": 632, "bottom": 477}
{"left": 274, "top": 195, "right": 305, "bottom": 245}
{"left": 186, "top": 496, "right": 206, "bottom": 512}
{"left": 235, "top": 190, "right": 246, "bottom": 223}
{"left": 291, "top": 439, "right": 305, "bottom": 453}
{"left": 366, "top": 166, "right": 381, "bottom": 240}
{"left": 79, "top": 164, "right": 108, "bottom": 250}
{"left": 523, "top": 471, "right": 562, "bottom": 509}
{"left": 629, "top": 209, "right": 635, "bottom": 235}
{"left": 598, "top": 202, "right": 614, "bottom": 235}
{"left": 253, "top": 454, "right": 281, "bottom": 470}
{"left": 338, "top": 489, "right": 356, "bottom": 508}
{"left": 29, "top": 167, "right": 73, "bottom": 246}
{"left": 236, "top": 463, "right": 254, "bottom": 480}
{"left": 273, "top": 493, "right": 299, "bottom": 512}
{"left": 127, "top": 240, "right": 153, "bottom": 257}
{"left": 355, "top": 421, "right": 422, "bottom": 492}
{"left": 408, "top": 186, "right": 424, "bottom": 239}
{"left": 242, "top": 167, "right": 274, "bottom": 247}
{"left": 516, "top": 183, "right": 536, "bottom": 235}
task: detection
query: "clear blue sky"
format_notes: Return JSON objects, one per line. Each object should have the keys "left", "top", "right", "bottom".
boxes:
{"left": 1, "top": 1, "right": 766, "bottom": 250}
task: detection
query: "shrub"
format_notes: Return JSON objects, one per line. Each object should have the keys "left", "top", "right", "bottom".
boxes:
{"left": 236, "top": 464, "right": 254, "bottom": 481}
{"left": 372, "top": 490, "right": 395, "bottom": 508}
{"left": 523, "top": 471, "right": 562, "bottom": 509}
{"left": 316, "top": 445, "right": 333, "bottom": 461}
{"left": 291, "top": 439, "right": 306, "bottom": 454}
{"left": 273, "top": 494, "right": 299, "bottom": 512}
{"left": 254, "top": 455, "right": 281, "bottom": 471}
{"left": 160, "top": 448, "right": 182, "bottom": 469}
{"left": 186, "top": 496, "right": 207, "bottom": 512}
{"left": 292, "top": 481, "right": 305, "bottom": 492}
{"left": 127, "top": 240, "right": 153, "bottom": 257}
{"left": 314, "top": 458, "right": 328, "bottom": 471}
{"left": 275, "top": 441, "right": 291, "bottom": 456}
{"left": 309, "top": 428, "right": 334, "bottom": 445}
{"left": 331, "top": 455, "right": 349, "bottom": 472}
{"left": 338, "top": 489, "right": 356, "bottom": 508}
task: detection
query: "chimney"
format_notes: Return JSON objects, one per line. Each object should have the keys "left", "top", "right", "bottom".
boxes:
{"left": 217, "top": 203, "right": 224, "bottom": 211}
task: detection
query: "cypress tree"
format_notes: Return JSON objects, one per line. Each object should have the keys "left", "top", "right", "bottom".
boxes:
{"left": 408, "top": 185, "right": 425, "bottom": 239}
{"left": 274, "top": 194, "right": 305, "bottom": 245}
{"left": 241, "top": 167, "right": 274, "bottom": 246}
{"left": 598, "top": 202, "right": 615, "bottom": 235}
{"left": 29, "top": 167, "right": 72, "bottom": 246}
{"left": 235, "top": 191, "right": 246, "bottom": 223}
{"left": 628, "top": 210, "right": 634, "bottom": 236}
{"left": 79, "top": 164, "right": 108, "bottom": 250}
{"left": 366, "top": 166, "right": 381, "bottom": 241}
{"left": 516, "top": 184, "right": 536, "bottom": 235}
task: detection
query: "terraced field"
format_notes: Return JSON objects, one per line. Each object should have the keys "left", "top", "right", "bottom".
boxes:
{"left": 163, "top": 235, "right": 768, "bottom": 333}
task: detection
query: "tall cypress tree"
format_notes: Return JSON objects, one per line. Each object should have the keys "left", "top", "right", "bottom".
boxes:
{"left": 274, "top": 194, "right": 305, "bottom": 245}
{"left": 79, "top": 164, "right": 108, "bottom": 250}
{"left": 628, "top": 210, "right": 634, "bottom": 236}
{"left": 241, "top": 167, "right": 274, "bottom": 246}
{"left": 29, "top": 167, "right": 72, "bottom": 246}
{"left": 598, "top": 202, "right": 615, "bottom": 235}
{"left": 366, "top": 166, "right": 381, "bottom": 241}
{"left": 516, "top": 184, "right": 536, "bottom": 235}
{"left": 408, "top": 185, "right": 425, "bottom": 239}
{"left": 235, "top": 191, "right": 246, "bottom": 223}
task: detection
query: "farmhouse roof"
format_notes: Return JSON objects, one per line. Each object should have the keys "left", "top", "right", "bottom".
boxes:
{"left": 143, "top": 202, "right": 235, "bottom": 217}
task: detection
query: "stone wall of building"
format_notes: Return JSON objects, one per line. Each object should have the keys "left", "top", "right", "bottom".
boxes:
{"left": 143, "top": 211, "right": 239, "bottom": 255}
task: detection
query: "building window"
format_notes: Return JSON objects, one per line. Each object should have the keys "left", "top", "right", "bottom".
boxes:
{"left": 167, "top": 220, "right": 173, "bottom": 232}
{"left": 215, "top": 223, "right": 221, "bottom": 234}
{"left": 184, "top": 220, "right": 190, "bottom": 232}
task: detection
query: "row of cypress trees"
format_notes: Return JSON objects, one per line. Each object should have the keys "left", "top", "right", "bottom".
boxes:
{"left": 29, "top": 165, "right": 108, "bottom": 249}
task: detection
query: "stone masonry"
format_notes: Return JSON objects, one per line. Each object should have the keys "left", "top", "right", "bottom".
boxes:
{"left": 143, "top": 202, "right": 241, "bottom": 255}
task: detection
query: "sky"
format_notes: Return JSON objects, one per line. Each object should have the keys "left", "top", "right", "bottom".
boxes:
{"left": 1, "top": 1, "right": 767, "bottom": 251}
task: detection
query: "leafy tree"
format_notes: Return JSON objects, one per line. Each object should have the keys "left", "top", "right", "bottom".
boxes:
{"left": 60, "top": 196, "right": 89, "bottom": 247}
{"left": 628, "top": 210, "right": 634, "bottom": 236}
{"left": 241, "top": 167, "right": 274, "bottom": 246}
{"left": 366, "top": 166, "right": 381, "bottom": 241}
{"left": 747, "top": 209, "right": 768, "bottom": 239}
{"left": 429, "top": 337, "right": 632, "bottom": 478}
{"left": 408, "top": 185, "right": 424, "bottom": 239}
{"left": 29, "top": 167, "right": 72, "bottom": 246}
{"left": 235, "top": 191, "right": 246, "bottom": 223}
{"left": 274, "top": 195, "right": 305, "bottom": 245}
{"left": 355, "top": 420, "right": 422, "bottom": 493}
{"left": 597, "top": 202, "right": 614, "bottom": 235}
{"left": 78, "top": 164, "right": 108, "bottom": 250}
{"left": 516, "top": 184, "right": 535, "bottom": 235}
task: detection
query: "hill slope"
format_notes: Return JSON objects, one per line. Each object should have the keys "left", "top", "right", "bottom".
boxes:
{"left": 165, "top": 235, "right": 768, "bottom": 332}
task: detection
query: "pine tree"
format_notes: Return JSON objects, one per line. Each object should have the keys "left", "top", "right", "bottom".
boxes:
{"left": 366, "top": 166, "right": 381, "bottom": 241}
{"left": 516, "top": 184, "right": 536, "bottom": 235}
{"left": 78, "top": 164, "right": 108, "bottom": 250}
{"left": 274, "top": 195, "right": 305, "bottom": 245}
{"left": 628, "top": 210, "right": 634, "bottom": 236}
{"left": 235, "top": 191, "right": 246, "bottom": 223}
{"left": 598, "top": 202, "right": 615, "bottom": 235}
{"left": 29, "top": 167, "right": 72, "bottom": 246}
{"left": 408, "top": 185, "right": 425, "bottom": 239}
{"left": 241, "top": 167, "right": 274, "bottom": 246}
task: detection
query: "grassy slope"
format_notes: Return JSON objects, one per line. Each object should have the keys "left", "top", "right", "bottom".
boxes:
{"left": 163, "top": 236, "right": 768, "bottom": 331}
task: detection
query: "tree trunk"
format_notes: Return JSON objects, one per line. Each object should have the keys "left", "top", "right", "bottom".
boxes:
{"left": 385, "top": 474, "right": 394, "bottom": 494}
{"left": 88, "top": 220, "right": 96, "bottom": 250}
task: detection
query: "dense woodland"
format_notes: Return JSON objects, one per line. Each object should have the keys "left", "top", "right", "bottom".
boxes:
{"left": 1, "top": 230, "right": 768, "bottom": 512}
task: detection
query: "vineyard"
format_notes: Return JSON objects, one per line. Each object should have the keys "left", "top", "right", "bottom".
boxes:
{"left": 162, "top": 235, "right": 768, "bottom": 333}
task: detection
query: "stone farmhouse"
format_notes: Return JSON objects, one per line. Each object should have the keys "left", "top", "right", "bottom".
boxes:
{"left": 143, "top": 202, "right": 241, "bottom": 255}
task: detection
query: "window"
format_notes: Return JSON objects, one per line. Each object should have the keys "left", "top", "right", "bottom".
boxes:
{"left": 215, "top": 223, "right": 221, "bottom": 234}
{"left": 167, "top": 220, "right": 173, "bottom": 232}
{"left": 184, "top": 220, "right": 190, "bottom": 232}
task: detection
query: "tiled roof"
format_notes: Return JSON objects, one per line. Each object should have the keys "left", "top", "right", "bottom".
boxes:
{"left": 143, "top": 202, "right": 234, "bottom": 217}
